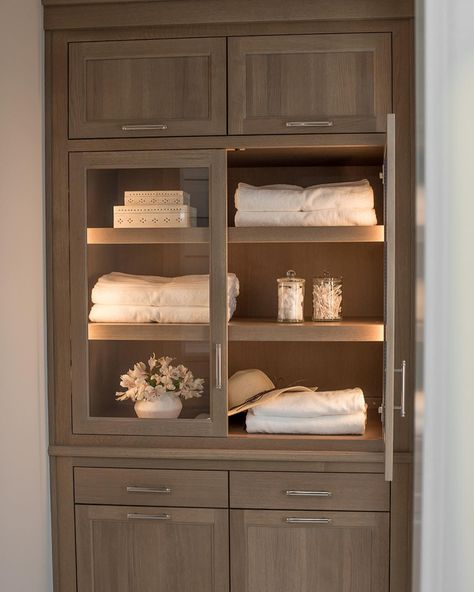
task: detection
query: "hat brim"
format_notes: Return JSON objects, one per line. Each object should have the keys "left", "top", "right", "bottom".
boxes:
{"left": 228, "top": 385, "right": 317, "bottom": 416}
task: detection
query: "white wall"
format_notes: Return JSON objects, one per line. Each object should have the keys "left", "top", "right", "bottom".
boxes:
{"left": 0, "top": 1, "right": 52, "bottom": 591}
{"left": 416, "top": 0, "right": 474, "bottom": 591}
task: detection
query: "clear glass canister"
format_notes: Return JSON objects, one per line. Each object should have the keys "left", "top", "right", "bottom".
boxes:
{"left": 277, "top": 270, "right": 305, "bottom": 323}
{"left": 312, "top": 274, "right": 343, "bottom": 321}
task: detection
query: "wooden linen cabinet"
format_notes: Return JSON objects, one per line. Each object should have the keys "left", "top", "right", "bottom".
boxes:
{"left": 44, "top": 2, "right": 414, "bottom": 591}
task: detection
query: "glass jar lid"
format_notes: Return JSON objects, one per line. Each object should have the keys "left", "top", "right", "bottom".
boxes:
{"left": 277, "top": 269, "right": 305, "bottom": 284}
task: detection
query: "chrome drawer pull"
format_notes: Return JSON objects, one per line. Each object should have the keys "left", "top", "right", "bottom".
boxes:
{"left": 285, "top": 121, "right": 334, "bottom": 128}
{"left": 285, "top": 517, "right": 332, "bottom": 524}
{"left": 127, "top": 513, "right": 170, "bottom": 521}
{"left": 126, "top": 486, "right": 172, "bottom": 494}
{"left": 121, "top": 124, "right": 168, "bottom": 131}
{"left": 285, "top": 490, "right": 332, "bottom": 497}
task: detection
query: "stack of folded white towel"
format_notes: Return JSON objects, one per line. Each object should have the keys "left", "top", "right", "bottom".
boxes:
{"left": 246, "top": 387, "right": 368, "bottom": 435}
{"left": 234, "top": 180, "right": 377, "bottom": 227}
{"left": 89, "top": 272, "right": 240, "bottom": 323}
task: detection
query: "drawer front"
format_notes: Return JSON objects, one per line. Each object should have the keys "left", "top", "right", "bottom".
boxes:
{"left": 75, "top": 468, "right": 228, "bottom": 508}
{"left": 69, "top": 37, "right": 226, "bottom": 138}
{"left": 228, "top": 33, "right": 391, "bottom": 135}
{"left": 230, "top": 471, "right": 389, "bottom": 511}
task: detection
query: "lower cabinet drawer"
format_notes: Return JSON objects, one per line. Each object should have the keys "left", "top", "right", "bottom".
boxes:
{"left": 231, "top": 509, "right": 389, "bottom": 592}
{"left": 74, "top": 467, "right": 228, "bottom": 508}
{"left": 230, "top": 471, "right": 389, "bottom": 511}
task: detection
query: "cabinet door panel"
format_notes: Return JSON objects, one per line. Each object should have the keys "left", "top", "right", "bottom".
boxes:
{"left": 229, "top": 34, "right": 391, "bottom": 135}
{"left": 69, "top": 37, "right": 226, "bottom": 138}
{"left": 231, "top": 509, "right": 389, "bottom": 592}
{"left": 76, "top": 505, "right": 229, "bottom": 592}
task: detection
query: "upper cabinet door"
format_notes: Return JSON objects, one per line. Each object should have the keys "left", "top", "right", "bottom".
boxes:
{"left": 69, "top": 37, "right": 227, "bottom": 138}
{"left": 228, "top": 33, "right": 392, "bottom": 135}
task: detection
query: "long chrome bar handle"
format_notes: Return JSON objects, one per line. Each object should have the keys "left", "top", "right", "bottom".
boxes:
{"left": 127, "top": 513, "right": 170, "bottom": 521}
{"left": 126, "top": 486, "right": 172, "bottom": 494}
{"left": 394, "top": 360, "right": 407, "bottom": 418}
{"left": 285, "top": 490, "right": 332, "bottom": 497}
{"left": 121, "top": 124, "right": 168, "bottom": 131}
{"left": 285, "top": 121, "right": 334, "bottom": 128}
{"left": 285, "top": 517, "right": 332, "bottom": 524}
{"left": 215, "top": 343, "right": 222, "bottom": 390}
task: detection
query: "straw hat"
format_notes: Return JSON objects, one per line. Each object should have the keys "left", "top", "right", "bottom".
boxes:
{"left": 228, "top": 369, "right": 275, "bottom": 409}
{"left": 228, "top": 369, "right": 315, "bottom": 416}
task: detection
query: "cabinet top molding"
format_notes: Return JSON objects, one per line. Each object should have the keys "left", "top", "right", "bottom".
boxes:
{"left": 43, "top": 0, "right": 414, "bottom": 31}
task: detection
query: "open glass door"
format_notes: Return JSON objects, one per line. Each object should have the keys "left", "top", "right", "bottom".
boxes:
{"left": 383, "top": 114, "right": 396, "bottom": 480}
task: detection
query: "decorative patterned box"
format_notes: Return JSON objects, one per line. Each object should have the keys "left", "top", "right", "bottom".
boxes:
{"left": 113, "top": 205, "right": 197, "bottom": 228}
{"left": 124, "top": 190, "right": 191, "bottom": 206}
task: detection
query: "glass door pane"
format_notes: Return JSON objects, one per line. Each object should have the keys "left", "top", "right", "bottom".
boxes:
{"left": 69, "top": 150, "right": 227, "bottom": 437}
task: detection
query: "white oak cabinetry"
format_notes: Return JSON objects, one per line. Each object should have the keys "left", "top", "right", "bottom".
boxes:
{"left": 44, "top": 1, "right": 414, "bottom": 591}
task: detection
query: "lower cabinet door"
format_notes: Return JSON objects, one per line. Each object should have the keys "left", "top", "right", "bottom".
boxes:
{"left": 231, "top": 509, "right": 389, "bottom": 592}
{"left": 75, "top": 505, "right": 229, "bottom": 592}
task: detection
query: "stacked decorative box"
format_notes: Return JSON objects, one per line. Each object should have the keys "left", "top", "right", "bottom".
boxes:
{"left": 113, "top": 190, "right": 197, "bottom": 228}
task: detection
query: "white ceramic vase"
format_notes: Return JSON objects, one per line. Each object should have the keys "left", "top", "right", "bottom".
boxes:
{"left": 134, "top": 393, "right": 183, "bottom": 419}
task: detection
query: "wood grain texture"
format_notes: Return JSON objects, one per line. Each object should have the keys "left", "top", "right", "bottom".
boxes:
{"left": 43, "top": 0, "right": 414, "bottom": 30}
{"left": 76, "top": 505, "right": 229, "bottom": 592}
{"left": 69, "top": 132, "right": 386, "bottom": 154}
{"left": 230, "top": 471, "right": 389, "bottom": 511}
{"left": 231, "top": 509, "right": 389, "bottom": 592}
{"left": 69, "top": 37, "right": 226, "bottom": 138}
{"left": 49, "top": 457, "right": 77, "bottom": 592}
{"left": 390, "top": 462, "right": 413, "bottom": 592}
{"left": 229, "top": 318, "right": 383, "bottom": 342}
{"left": 228, "top": 33, "right": 391, "bottom": 135}
{"left": 50, "top": 445, "right": 393, "bottom": 463}
{"left": 75, "top": 467, "right": 228, "bottom": 507}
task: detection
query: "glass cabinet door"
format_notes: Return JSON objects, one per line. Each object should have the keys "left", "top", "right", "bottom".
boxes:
{"left": 69, "top": 149, "right": 227, "bottom": 436}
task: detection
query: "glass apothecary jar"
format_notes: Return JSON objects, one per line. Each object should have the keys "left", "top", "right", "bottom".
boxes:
{"left": 277, "top": 270, "right": 305, "bottom": 323}
{"left": 312, "top": 274, "right": 343, "bottom": 321}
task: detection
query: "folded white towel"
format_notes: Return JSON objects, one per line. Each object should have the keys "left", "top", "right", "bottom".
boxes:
{"left": 245, "top": 409, "right": 367, "bottom": 435}
{"left": 302, "top": 180, "right": 374, "bottom": 212}
{"left": 91, "top": 272, "right": 240, "bottom": 307}
{"left": 89, "top": 300, "right": 237, "bottom": 324}
{"left": 235, "top": 183, "right": 304, "bottom": 212}
{"left": 234, "top": 208, "right": 377, "bottom": 227}
{"left": 89, "top": 304, "right": 161, "bottom": 323}
{"left": 234, "top": 180, "right": 374, "bottom": 212}
{"left": 252, "top": 387, "right": 366, "bottom": 418}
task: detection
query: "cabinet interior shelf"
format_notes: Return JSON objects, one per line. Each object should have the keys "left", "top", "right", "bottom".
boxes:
{"left": 87, "top": 226, "right": 384, "bottom": 245}
{"left": 88, "top": 318, "right": 384, "bottom": 342}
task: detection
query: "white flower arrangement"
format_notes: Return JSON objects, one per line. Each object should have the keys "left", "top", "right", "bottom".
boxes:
{"left": 116, "top": 354, "right": 204, "bottom": 402}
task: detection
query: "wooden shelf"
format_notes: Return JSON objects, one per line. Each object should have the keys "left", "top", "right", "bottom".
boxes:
{"left": 87, "top": 227, "right": 208, "bottom": 244}
{"left": 88, "top": 322, "right": 210, "bottom": 341}
{"left": 228, "top": 318, "right": 384, "bottom": 342}
{"left": 228, "top": 226, "right": 384, "bottom": 243}
{"left": 87, "top": 226, "right": 384, "bottom": 245}
{"left": 88, "top": 318, "right": 383, "bottom": 342}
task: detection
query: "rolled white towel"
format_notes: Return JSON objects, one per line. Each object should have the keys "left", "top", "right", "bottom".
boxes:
{"left": 245, "top": 409, "right": 367, "bottom": 435}
{"left": 234, "top": 208, "right": 377, "bottom": 227}
{"left": 303, "top": 180, "right": 374, "bottom": 211}
{"left": 252, "top": 387, "right": 366, "bottom": 418}
{"left": 91, "top": 272, "right": 239, "bottom": 307}
{"left": 235, "top": 182, "right": 304, "bottom": 212}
